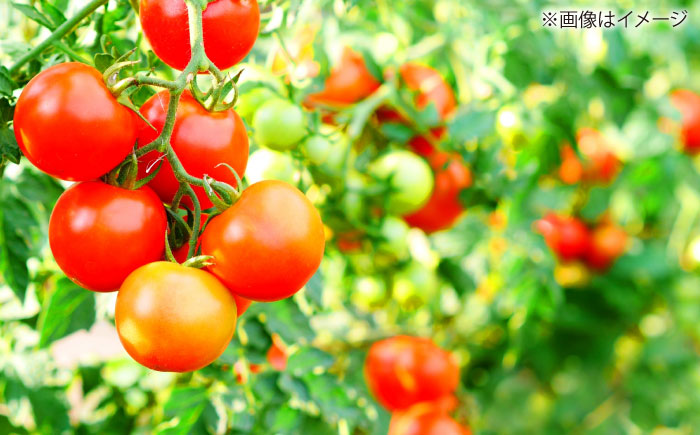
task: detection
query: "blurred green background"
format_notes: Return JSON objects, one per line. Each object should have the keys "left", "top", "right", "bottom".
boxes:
{"left": 2, "top": 0, "right": 700, "bottom": 433}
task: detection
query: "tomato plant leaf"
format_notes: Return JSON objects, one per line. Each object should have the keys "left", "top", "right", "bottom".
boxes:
{"left": 254, "top": 298, "right": 315, "bottom": 344}
{"left": 12, "top": 3, "right": 55, "bottom": 29}
{"left": 37, "top": 277, "right": 96, "bottom": 347}
{"left": 0, "top": 191, "right": 38, "bottom": 301}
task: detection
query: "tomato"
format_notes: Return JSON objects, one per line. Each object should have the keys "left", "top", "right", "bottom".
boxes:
{"left": 389, "top": 408, "right": 470, "bottom": 435}
{"left": 399, "top": 63, "right": 456, "bottom": 121}
{"left": 253, "top": 99, "right": 307, "bottom": 150}
{"left": 369, "top": 151, "right": 434, "bottom": 215}
{"left": 377, "top": 216, "right": 410, "bottom": 258}
{"left": 302, "top": 135, "right": 332, "bottom": 165}
{"left": 266, "top": 335, "right": 288, "bottom": 371}
{"left": 115, "top": 262, "right": 237, "bottom": 372}
{"left": 49, "top": 182, "right": 166, "bottom": 292}
{"left": 670, "top": 89, "right": 700, "bottom": 154}
{"left": 536, "top": 213, "right": 591, "bottom": 261}
{"left": 137, "top": 90, "right": 249, "bottom": 209}
{"left": 574, "top": 128, "right": 621, "bottom": 184}
{"left": 365, "top": 335, "right": 460, "bottom": 411}
{"left": 306, "top": 47, "right": 381, "bottom": 107}
{"left": 393, "top": 262, "right": 440, "bottom": 309}
{"left": 201, "top": 180, "right": 325, "bottom": 301}
{"left": 13, "top": 62, "right": 136, "bottom": 181}
{"left": 351, "top": 276, "right": 387, "bottom": 310}
{"left": 245, "top": 148, "right": 297, "bottom": 184}
{"left": 585, "top": 223, "right": 627, "bottom": 271}
{"left": 558, "top": 145, "right": 584, "bottom": 185}
{"left": 139, "top": 0, "right": 259, "bottom": 71}
{"left": 404, "top": 152, "right": 472, "bottom": 233}
{"left": 236, "top": 87, "right": 278, "bottom": 123}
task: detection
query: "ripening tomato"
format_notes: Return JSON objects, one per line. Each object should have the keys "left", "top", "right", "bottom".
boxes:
{"left": 670, "top": 89, "right": 700, "bottom": 154}
{"left": 137, "top": 90, "right": 249, "bottom": 209}
{"left": 49, "top": 182, "right": 167, "bottom": 292}
{"left": 369, "top": 151, "right": 434, "bottom": 215}
{"left": 575, "top": 128, "right": 621, "bottom": 184}
{"left": 116, "top": 262, "right": 237, "bottom": 372}
{"left": 399, "top": 63, "right": 456, "bottom": 121}
{"left": 404, "top": 152, "right": 472, "bottom": 233}
{"left": 13, "top": 62, "right": 137, "bottom": 181}
{"left": 253, "top": 99, "right": 307, "bottom": 151}
{"left": 306, "top": 47, "right": 381, "bottom": 107}
{"left": 585, "top": 223, "right": 627, "bottom": 271}
{"left": 139, "top": 0, "right": 259, "bottom": 71}
{"left": 236, "top": 87, "right": 278, "bottom": 123}
{"left": 365, "top": 336, "right": 460, "bottom": 411}
{"left": 201, "top": 180, "right": 325, "bottom": 302}
{"left": 536, "top": 213, "right": 591, "bottom": 261}
{"left": 267, "top": 335, "right": 288, "bottom": 371}
{"left": 558, "top": 145, "right": 584, "bottom": 185}
{"left": 389, "top": 408, "right": 470, "bottom": 435}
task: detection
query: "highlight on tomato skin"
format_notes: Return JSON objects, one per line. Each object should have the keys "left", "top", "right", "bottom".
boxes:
{"left": 13, "top": 62, "right": 138, "bottom": 181}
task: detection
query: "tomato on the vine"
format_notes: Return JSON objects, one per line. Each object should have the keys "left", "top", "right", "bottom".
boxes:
{"left": 253, "top": 99, "right": 307, "bottom": 151}
{"left": 365, "top": 335, "right": 460, "bottom": 411}
{"left": 389, "top": 408, "right": 470, "bottom": 435}
{"left": 49, "top": 182, "right": 167, "bottom": 292}
{"left": 13, "top": 62, "right": 137, "bottom": 181}
{"left": 585, "top": 223, "right": 627, "bottom": 271}
{"left": 116, "top": 262, "right": 237, "bottom": 372}
{"left": 536, "top": 213, "right": 591, "bottom": 261}
{"left": 399, "top": 63, "right": 456, "bottom": 121}
{"left": 306, "top": 47, "right": 381, "bottom": 106}
{"left": 139, "top": 0, "right": 260, "bottom": 71}
{"left": 137, "top": 90, "right": 249, "bottom": 209}
{"left": 201, "top": 180, "right": 325, "bottom": 302}
{"left": 369, "top": 150, "right": 434, "bottom": 215}
{"left": 670, "top": 89, "right": 700, "bottom": 154}
{"left": 404, "top": 151, "right": 472, "bottom": 233}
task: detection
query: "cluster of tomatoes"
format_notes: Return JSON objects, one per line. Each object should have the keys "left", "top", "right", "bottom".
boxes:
{"left": 670, "top": 89, "right": 700, "bottom": 155}
{"left": 364, "top": 336, "right": 471, "bottom": 435}
{"left": 12, "top": 0, "right": 328, "bottom": 373}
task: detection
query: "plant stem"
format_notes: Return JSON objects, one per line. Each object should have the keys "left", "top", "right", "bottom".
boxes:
{"left": 8, "top": 0, "right": 110, "bottom": 74}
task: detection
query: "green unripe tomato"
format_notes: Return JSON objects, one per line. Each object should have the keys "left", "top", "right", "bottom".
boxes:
{"left": 253, "top": 99, "right": 307, "bottom": 151}
{"left": 302, "top": 135, "right": 332, "bottom": 165}
{"left": 351, "top": 276, "right": 387, "bottom": 310}
{"left": 393, "top": 261, "right": 440, "bottom": 309}
{"left": 369, "top": 150, "right": 434, "bottom": 215}
{"left": 378, "top": 216, "right": 410, "bottom": 258}
{"left": 237, "top": 87, "right": 278, "bottom": 123}
{"left": 246, "top": 148, "right": 297, "bottom": 184}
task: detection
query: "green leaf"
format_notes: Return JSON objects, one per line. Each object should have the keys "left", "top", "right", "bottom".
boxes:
{"left": 37, "top": 277, "right": 96, "bottom": 347}
{"left": 39, "top": 1, "right": 67, "bottom": 28}
{"left": 159, "top": 387, "right": 209, "bottom": 434}
{"left": 263, "top": 404, "right": 302, "bottom": 433}
{"left": 304, "top": 270, "right": 324, "bottom": 306}
{"left": 0, "top": 191, "right": 38, "bottom": 301}
{"left": 0, "top": 67, "right": 17, "bottom": 97}
{"left": 255, "top": 298, "right": 315, "bottom": 344}
{"left": 286, "top": 348, "right": 334, "bottom": 376}
{"left": 12, "top": 3, "right": 55, "bottom": 29}
{"left": 94, "top": 53, "right": 115, "bottom": 73}
{"left": 449, "top": 109, "right": 495, "bottom": 141}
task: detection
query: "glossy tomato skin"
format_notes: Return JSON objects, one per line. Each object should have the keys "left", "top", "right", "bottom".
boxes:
{"left": 201, "top": 180, "right": 325, "bottom": 302}
{"left": 116, "top": 262, "right": 237, "bottom": 372}
{"left": 365, "top": 336, "right": 460, "bottom": 411}
{"left": 49, "top": 182, "right": 167, "bottom": 292}
{"left": 670, "top": 89, "right": 700, "bottom": 154}
{"left": 306, "top": 47, "right": 381, "bottom": 106}
{"left": 139, "top": 0, "right": 259, "bottom": 71}
{"left": 137, "top": 90, "right": 249, "bottom": 209}
{"left": 404, "top": 152, "right": 472, "bottom": 233}
{"left": 14, "top": 62, "right": 137, "bottom": 181}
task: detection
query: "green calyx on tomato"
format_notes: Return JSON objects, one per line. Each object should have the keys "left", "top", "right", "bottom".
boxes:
{"left": 369, "top": 150, "right": 434, "bottom": 215}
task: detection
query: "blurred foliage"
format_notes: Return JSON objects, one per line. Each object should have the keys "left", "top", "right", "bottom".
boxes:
{"left": 2, "top": 0, "right": 700, "bottom": 434}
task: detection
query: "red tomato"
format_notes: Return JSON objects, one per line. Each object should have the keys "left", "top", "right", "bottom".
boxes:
{"left": 536, "top": 213, "right": 591, "bottom": 262}
{"left": 139, "top": 0, "right": 259, "bottom": 71}
{"left": 389, "top": 407, "right": 470, "bottom": 435}
{"left": 267, "top": 335, "right": 288, "bottom": 371}
{"left": 558, "top": 145, "right": 584, "bottom": 185}
{"left": 670, "top": 89, "right": 700, "bottom": 154}
{"left": 404, "top": 152, "right": 472, "bottom": 233}
{"left": 576, "top": 128, "right": 621, "bottom": 184}
{"left": 365, "top": 336, "right": 460, "bottom": 411}
{"left": 13, "top": 62, "right": 136, "bottom": 181}
{"left": 116, "top": 262, "right": 237, "bottom": 372}
{"left": 585, "top": 223, "right": 627, "bottom": 271}
{"left": 306, "top": 47, "right": 381, "bottom": 106}
{"left": 201, "top": 180, "right": 325, "bottom": 302}
{"left": 399, "top": 63, "right": 456, "bottom": 121}
{"left": 137, "top": 90, "right": 249, "bottom": 209}
{"left": 49, "top": 182, "right": 166, "bottom": 292}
